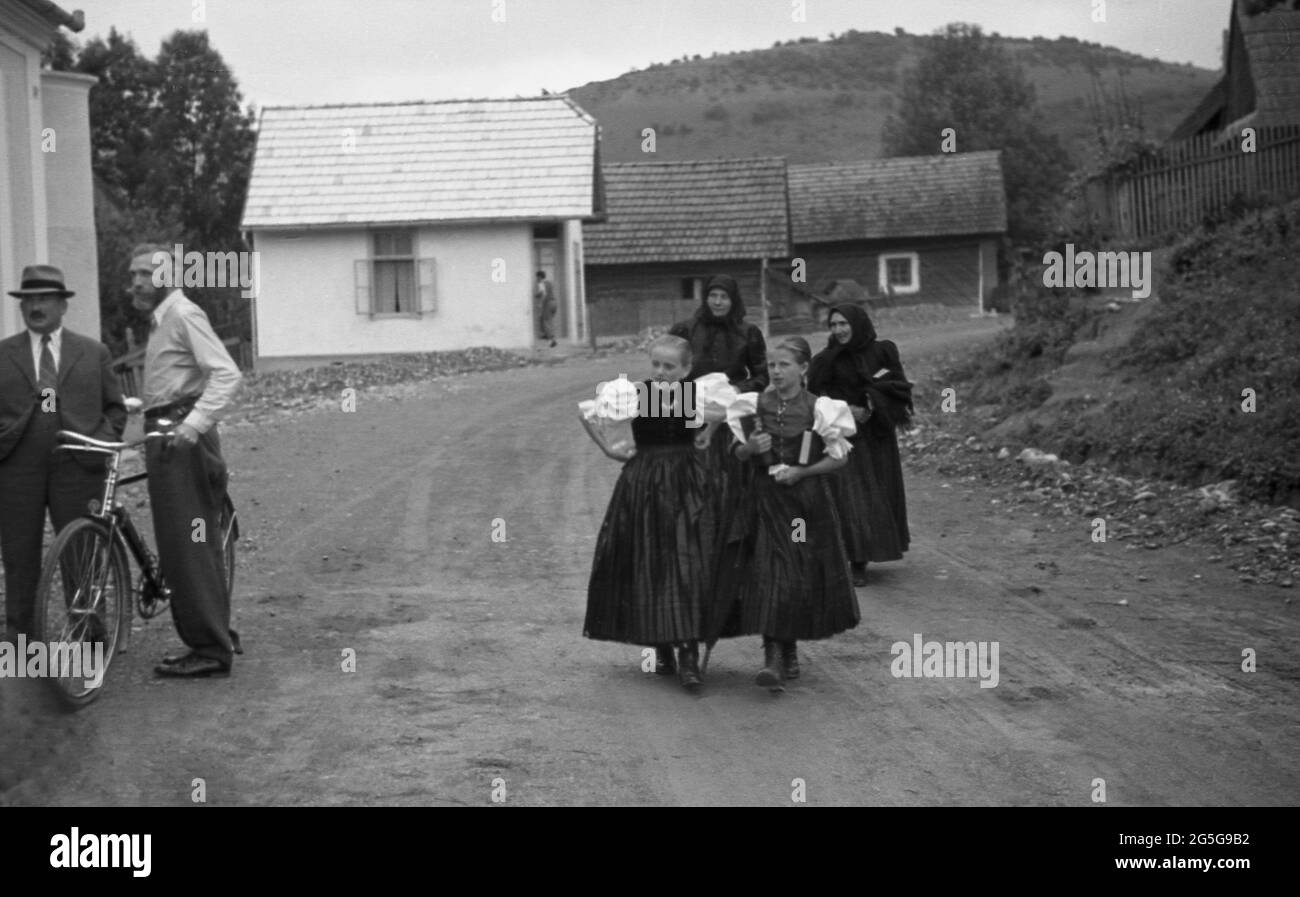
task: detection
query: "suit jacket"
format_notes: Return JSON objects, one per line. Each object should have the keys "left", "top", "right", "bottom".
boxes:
{"left": 0, "top": 329, "right": 127, "bottom": 469}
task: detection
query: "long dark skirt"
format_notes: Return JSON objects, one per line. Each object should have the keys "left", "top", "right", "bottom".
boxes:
{"left": 701, "top": 422, "right": 754, "bottom": 546}
{"left": 708, "top": 470, "right": 860, "bottom": 642}
{"left": 584, "top": 444, "right": 710, "bottom": 645}
{"left": 870, "top": 427, "right": 910, "bottom": 554}
{"left": 834, "top": 433, "right": 907, "bottom": 563}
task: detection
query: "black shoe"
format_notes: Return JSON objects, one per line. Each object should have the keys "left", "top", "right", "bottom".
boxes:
{"left": 164, "top": 632, "right": 242, "bottom": 665}
{"left": 654, "top": 644, "right": 676, "bottom": 676}
{"left": 550, "top": 339, "right": 557, "bottom": 347}
{"left": 781, "top": 641, "right": 800, "bottom": 680}
{"left": 756, "top": 637, "right": 783, "bottom": 688}
{"left": 155, "top": 652, "right": 230, "bottom": 678}
{"left": 677, "top": 642, "right": 702, "bottom": 691}
{"left": 851, "top": 563, "right": 868, "bottom": 588}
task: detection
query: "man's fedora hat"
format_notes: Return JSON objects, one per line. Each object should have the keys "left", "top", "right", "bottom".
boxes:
{"left": 8, "top": 264, "right": 75, "bottom": 299}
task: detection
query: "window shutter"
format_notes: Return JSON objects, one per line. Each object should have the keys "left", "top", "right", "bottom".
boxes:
{"left": 418, "top": 258, "right": 437, "bottom": 314}
{"left": 355, "top": 259, "right": 372, "bottom": 316}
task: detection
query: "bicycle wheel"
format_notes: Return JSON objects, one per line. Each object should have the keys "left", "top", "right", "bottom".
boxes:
{"left": 220, "top": 496, "right": 238, "bottom": 600}
{"left": 32, "top": 518, "right": 131, "bottom": 708}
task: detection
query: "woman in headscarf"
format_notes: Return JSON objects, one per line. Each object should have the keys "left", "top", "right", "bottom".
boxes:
{"left": 807, "top": 304, "right": 913, "bottom": 586}
{"left": 657, "top": 275, "right": 766, "bottom": 677}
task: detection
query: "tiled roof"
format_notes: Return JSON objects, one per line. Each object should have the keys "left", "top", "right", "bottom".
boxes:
{"left": 242, "top": 96, "right": 600, "bottom": 229}
{"left": 1240, "top": 5, "right": 1300, "bottom": 127}
{"left": 583, "top": 158, "right": 790, "bottom": 264}
{"left": 788, "top": 151, "right": 1007, "bottom": 243}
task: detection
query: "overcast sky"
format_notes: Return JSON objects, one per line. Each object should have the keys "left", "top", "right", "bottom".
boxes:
{"left": 76, "top": 0, "right": 1232, "bottom": 109}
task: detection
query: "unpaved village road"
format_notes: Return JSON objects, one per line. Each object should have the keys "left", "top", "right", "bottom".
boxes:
{"left": 4, "top": 316, "right": 1298, "bottom": 806}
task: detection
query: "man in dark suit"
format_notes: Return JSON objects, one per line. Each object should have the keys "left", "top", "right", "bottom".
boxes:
{"left": 0, "top": 265, "right": 127, "bottom": 640}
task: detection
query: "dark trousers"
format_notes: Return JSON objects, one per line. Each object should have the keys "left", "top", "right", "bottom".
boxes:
{"left": 145, "top": 425, "right": 236, "bottom": 667}
{"left": 0, "top": 410, "right": 105, "bottom": 637}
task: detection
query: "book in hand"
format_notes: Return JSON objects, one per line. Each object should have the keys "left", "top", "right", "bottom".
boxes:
{"left": 796, "top": 430, "right": 825, "bottom": 466}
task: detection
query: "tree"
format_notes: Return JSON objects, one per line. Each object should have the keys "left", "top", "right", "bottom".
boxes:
{"left": 882, "top": 23, "right": 1072, "bottom": 249}
{"left": 44, "top": 28, "right": 256, "bottom": 351}
{"left": 71, "top": 28, "right": 159, "bottom": 200}
{"left": 148, "top": 31, "right": 256, "bottom": 251}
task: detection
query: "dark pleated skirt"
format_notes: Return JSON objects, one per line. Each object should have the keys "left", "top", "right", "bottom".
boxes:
{"left": 834, "top": 433, "right": 907, "bottom": 563}
{"left": 701, "top": 422, "right": 754, "bottom": 545}
{"left": 584, "top": 444, "right": 710, "bottom": 645}
{"left": 707, "top": 471, "right": 860, "bottom": 642}
{"left": 871, "top": 427, "right": 911, "bottom": 554}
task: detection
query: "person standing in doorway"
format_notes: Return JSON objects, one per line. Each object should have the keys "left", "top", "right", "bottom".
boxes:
{"left": 536, "top": 271, "right": 557, "bottom": 348}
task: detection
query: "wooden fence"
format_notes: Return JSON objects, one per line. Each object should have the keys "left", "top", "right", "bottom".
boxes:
{"left": 1091, "top": 124, "right": 1300, "bottom": 240}
{"left": 112, "top": 335, "right": 251, "bottom": 398}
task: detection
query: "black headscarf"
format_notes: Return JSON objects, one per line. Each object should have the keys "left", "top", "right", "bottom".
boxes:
{"left": 690, "top": 274, "right": 747, "bottom": 363}
{"left": 807, "top": 304, "right": 913, "bottom": 430}
{"left": 693, "top": 274, "right": 747, "bottom": 330}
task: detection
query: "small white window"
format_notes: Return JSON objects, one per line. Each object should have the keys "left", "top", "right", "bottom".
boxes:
{"left": 878, "top": 252, "right": 920, "bottom": 295}
{"left": 355, "top": 229, "right": 436, "bottom": 318}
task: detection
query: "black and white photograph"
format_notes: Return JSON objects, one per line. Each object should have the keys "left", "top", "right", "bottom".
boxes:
{"left": 0, "top": 0, "right": 1297, "bottom": 839}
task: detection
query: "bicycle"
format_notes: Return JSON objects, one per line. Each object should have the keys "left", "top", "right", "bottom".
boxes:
{"left": 31, "top": 399, "right": 238, "bottom": 707}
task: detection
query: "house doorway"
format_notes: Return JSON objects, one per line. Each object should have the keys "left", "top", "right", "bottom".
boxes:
{"left": 533, "top": 224, "right": 561, "bottom": 344}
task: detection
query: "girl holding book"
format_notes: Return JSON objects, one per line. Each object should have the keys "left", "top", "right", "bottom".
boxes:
{"left": 807, "top": 304, "right": 914, "bottom": 586}
{"left": 580, "top": 335, "right": 711, "bottom": 691}
{"left": 716, "top": 336, "right": 860, "bottom": 688}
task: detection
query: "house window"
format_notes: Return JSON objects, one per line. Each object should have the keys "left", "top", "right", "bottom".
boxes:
{"left": 680, "top": 277, "right": 705, "bottom": 301}
{"left": 372, "top": 230, "right": 414, "bottom": 313}
{"left": 878, "top": 252, "right": 920, "bottom": 295}
{"left": 355, "top": 229, "right": 436, "bottom": 317}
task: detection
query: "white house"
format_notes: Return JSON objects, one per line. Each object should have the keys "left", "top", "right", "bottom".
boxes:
{"left": 241, "top": 96, "right": 604, "bottom": 368}
{"left": 0, "top": 0, "right": 97, "bottom": 341}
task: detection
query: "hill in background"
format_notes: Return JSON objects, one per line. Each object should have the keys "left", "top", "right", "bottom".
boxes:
{"left": 569, "top": 30, "right": 1218, "bottom": 166}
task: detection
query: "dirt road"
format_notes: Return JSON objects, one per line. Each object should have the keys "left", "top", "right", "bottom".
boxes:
{"left": 4, "top": 314, "right": 1298, "bottom": 806}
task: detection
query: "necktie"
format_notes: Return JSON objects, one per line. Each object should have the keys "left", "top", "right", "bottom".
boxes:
{"left": 38, "top": 334, "right": 57, "bottom": 391}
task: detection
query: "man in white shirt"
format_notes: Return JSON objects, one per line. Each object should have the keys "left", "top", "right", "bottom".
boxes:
{"left": 128, "top": 244, "right": 243, "bottom": 678}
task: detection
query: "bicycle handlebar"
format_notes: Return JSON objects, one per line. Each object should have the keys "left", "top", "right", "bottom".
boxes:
{"left": 54, "top": 430, "right": 171, "bottom": 454}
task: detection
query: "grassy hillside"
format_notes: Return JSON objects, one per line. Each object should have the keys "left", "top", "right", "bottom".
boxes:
{"left": 932, "top": 197, "right": 1300, "bottom": 509}
{"left": 568, "top": 30, "right": 1217, "bottom": 165}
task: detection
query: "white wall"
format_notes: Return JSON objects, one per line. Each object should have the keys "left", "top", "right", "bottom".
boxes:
{"left": 0, "top": 11, "right": 45, "bottom": 340}
{"left": 41, "top": 71, "right": 99, "bottom": 340}
{"left": 0, "top": 9, "right": 97, "bottom": 343}
{"left": 252, "top": 222, "right": 538, "bottom": 361}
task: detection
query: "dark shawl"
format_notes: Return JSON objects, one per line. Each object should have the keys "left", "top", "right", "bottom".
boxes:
{"left": 807, "top": 304, "right": 913, "bottom": 432}
{"left": 668, "top": 274, "right": 768, "bottom": 392}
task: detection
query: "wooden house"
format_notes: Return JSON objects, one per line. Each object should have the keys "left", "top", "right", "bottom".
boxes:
{"left": 784, "top": 151, "right": 1007, "bottom": 313}
{"left": 582, "top": 158, "right": 790, "bottom": 336}
{"left": 1170, "top": 0, "right": 1300, "bottom": 139}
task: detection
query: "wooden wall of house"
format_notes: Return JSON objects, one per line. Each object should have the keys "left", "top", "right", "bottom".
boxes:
{"left": 585, "top": 259, "right": 763, "bottom": 336}
{"left": 791, "top": 236, "right": 997, "bottom": 308}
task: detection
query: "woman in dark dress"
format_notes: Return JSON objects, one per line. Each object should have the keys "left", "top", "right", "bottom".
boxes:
{"left": 667, "top": 275, "right": 767, "bottom": 676}
{"left": 581, "top": 335, "right": 711, "bottom": 691}
{"left": 807, "top": 304, "right": 913, "bottom": 586}
{"left": 719, "top": 337, "right": 860, "bottom": 689}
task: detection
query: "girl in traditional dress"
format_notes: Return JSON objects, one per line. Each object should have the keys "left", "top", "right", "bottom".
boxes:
{"left": 807, "top": 304, "right": 913, "bottom": 586}
{"left": 667, "top": 275, "right": 767, "bottom": 675}
{"left": 580, "top": 335, "right": 711, "bottom": 691}
{"left": 717, "top": 336, "right": 860, "bottom": 689}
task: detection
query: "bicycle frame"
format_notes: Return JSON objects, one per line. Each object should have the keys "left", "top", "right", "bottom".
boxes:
{"left": 56, "top": 431, "right": 173, "bottom": 618}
